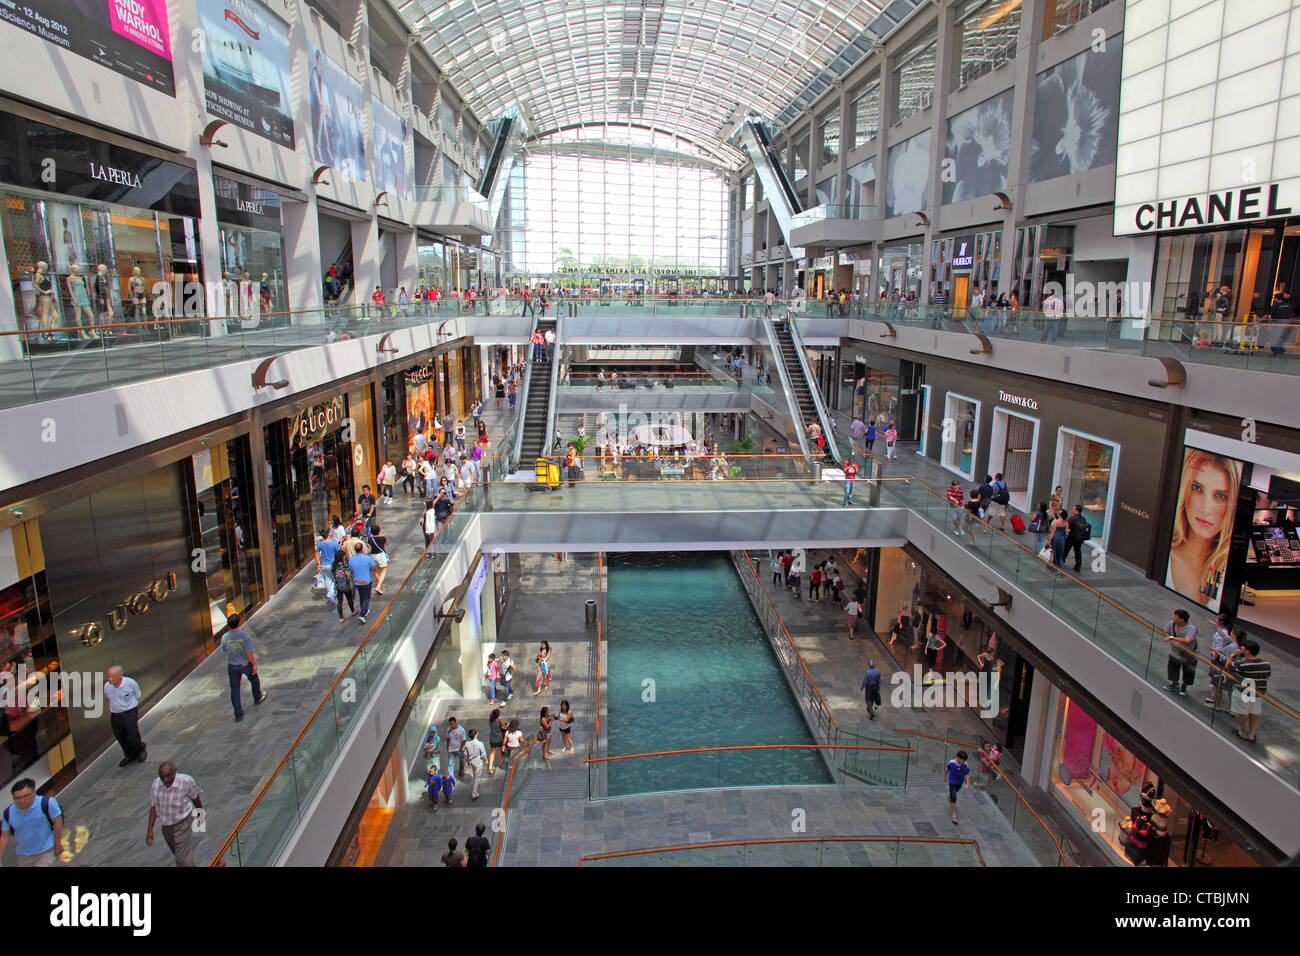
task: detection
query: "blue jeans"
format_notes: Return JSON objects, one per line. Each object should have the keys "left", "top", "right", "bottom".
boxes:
{"left": 844, "top": 481, "right": 855, "bottom": 505}
{"left": 448, "top": 749, "right": 465, "bottom": 777}
{"left": 533, "top": 343, "right": 544, "bottom": 361}
{"left": 228, "top": 663, "right": 262, "bottom": 718}
{"left": 501, "top": 674, "right": 513, "bottom": 698}
{"left": 356, "top": 582, "right": 372, "bottom": 618}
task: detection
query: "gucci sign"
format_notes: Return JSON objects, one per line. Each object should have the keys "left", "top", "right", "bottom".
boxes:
{"left": 72, "top": 572, "right": 178, "bottom": 646}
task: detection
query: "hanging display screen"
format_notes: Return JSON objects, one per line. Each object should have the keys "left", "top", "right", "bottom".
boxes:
{"left": 1165, "top": 446, "right": 1245, "bottom": 613}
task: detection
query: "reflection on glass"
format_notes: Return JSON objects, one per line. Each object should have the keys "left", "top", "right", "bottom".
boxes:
{"left": 1057, "top": 431, "right": 1114, "bottom": 544}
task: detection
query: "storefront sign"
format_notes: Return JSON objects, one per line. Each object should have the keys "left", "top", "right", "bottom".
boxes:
{"left": 0, "top": 0, "right": 174, "bottom": 94}
{"left": 0, "top": 112, "right": 200, "bottom": 216}
{"left": 404, "top": 363, "right": 435, "bottom": 386}
{"left": 291, "top": 396, "right": 345, "bottom": 449}
{"left": 1119, "top": 502, "right": 1150, "bottom": 521}
{"left": 1129, "top": 184, "right": 1294, "bottom": 234}
{"left": 997, "top": 389, "right": 1037, "bottom": 411}
{"left": 951, "top": 236, "right": 975, "bottom": 270}
{"left": 89, "top": 162, "right": 142, "bottom": 188}
{"left": 197, "top": 0, "right": 294, "bottom": 147}
{"left": 213, "top": 175, "right": 280, "bottom": 230}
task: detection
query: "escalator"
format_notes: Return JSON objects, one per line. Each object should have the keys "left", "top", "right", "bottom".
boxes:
{"left": 519, "top": 316, "right": 558, "bottom": 462}
{"left": 478, "top": 111, "right": 526, "bottom": 235}
{"left": 770, "top": 319, "right": 844, "bottom": 466}
{"left": 737, "top": 120, "right": 805, "bottom": 259}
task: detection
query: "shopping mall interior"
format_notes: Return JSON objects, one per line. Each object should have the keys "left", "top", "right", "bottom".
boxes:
{"left": 0, "top": 0, "right": 1297, "bottom": 881}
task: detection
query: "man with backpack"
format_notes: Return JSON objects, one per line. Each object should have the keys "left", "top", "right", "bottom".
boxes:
{"left": 0, "top": 778, "right": 63, "bottom": 866}
{"left": 1065, "top": 504, "right": 1091, "bottom": 573}
{"left": 987, "top": 473, "right": 1010, "bottom": 531}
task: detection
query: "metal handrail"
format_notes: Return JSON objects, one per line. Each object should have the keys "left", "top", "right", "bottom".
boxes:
{"left": 579, "top": 835, "right": 986, "bottom": 866}
{"left": 787, "top": 315, "right": 845, "bottom": 466}
{"left": 506, "top": 310, "right": 540, "bottom": 473}
{"left": 542, "top": 312, "right": 562, "bottom": 453}
{"left": 759, "top": 313, "right": 815, "bottom": 458}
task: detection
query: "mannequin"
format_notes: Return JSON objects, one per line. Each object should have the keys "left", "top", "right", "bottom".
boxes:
{"left": 128, "top": 267, "right": 147, "bottom": 323}
{"left": 33, "top": 260, "right": 57, "bottom": 340}
{"left": 93, "top": 263, "right": 112, "bottom": 329}
{"left": 223, "top": 270, "right": 236, "bottom": 315}
{"left": 65, "top": 264, "right": 94, "bottom": 339}
{"left": 259, "top": 272, "right": 272, "bottom": 314}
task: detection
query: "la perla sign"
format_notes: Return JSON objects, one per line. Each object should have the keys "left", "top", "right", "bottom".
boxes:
{"left": 236, "top": 198, "right": 265, "bottom": 216}
{"left": 88, "top": 162, "right": 142, "bottom": 188}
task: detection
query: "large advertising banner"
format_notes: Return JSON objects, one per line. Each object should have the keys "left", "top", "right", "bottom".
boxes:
{"left": 885, "top": 130, "right": 930, "bottom": 217}
{"left": 1165, "top": 446, "right": 1245, "bottom": 613}
{"left": 371, "top": 96, "right": 410, "bottom": 199}
{"left": 0, "top": 0, "right": 174, "bottom": 93}
{"left": 1029, "top": 36, "right": 1122, "bottom": 184}
{"left": 307, "top": 43, "right": 366, "bottom": 181}
{"left": 942, "top": 87, "right": 1014, "bottom": 204}
{"left": 197, "top": 0, "right": 294, "bottom": 147}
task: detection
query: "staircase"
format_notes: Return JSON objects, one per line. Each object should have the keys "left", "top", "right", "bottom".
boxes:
{"left": 519, "top": 317, "right": 556, "bottom": 461}
{"left": 773, "top": 323, "right": 823, "bottom": 453}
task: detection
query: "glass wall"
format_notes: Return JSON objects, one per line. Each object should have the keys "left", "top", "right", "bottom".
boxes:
{"left": 846, "top": 158, "right": 877, "bottom": 215}
{"left": 931, "top": 231, "right": 1002, "bottom": 304}
{"left": 893, "top": 37, "right": 938, "bottom": 123}
{"left": 188, "top": 437, "right": 264, "bottom": 634}
{"left": 791, "top": 131, "right": 810, "bottom": 184}
{"left": 818, "top": 112, "right": 840, "bottom": 166}
{"left": 213, "top": 176, "right": 286, "bottom": 317}
{"left": 417, "top": 239, "right": 447, "bottom": 292}
{"left": 954, "top": 0, "right": 1022, "bottom": 90}
{"left": 1012, "top": 224, "right": 1073, "bottom": 312}
{"left": 508, "top": 128, "right": 730, "bottom": 292}
{"left": 849, "top": 78, "right": 881, "bottom": 148}
{"left": 1044, "top": 0, "right": 1114, "bottom": 39}
{"left": 878, "top": 242, "right": 925, "bottom": 300}
{"left": 1152, "top": 225, "right": 1285, "bottom": 328}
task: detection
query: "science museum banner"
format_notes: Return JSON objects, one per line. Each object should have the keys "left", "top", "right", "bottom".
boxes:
{"left": 197, "top": 0, "right": 294, "bottom": 147}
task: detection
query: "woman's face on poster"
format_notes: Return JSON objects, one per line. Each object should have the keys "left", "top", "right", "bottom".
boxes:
{"left": 1185, "top": 459, "right": 1233, "bottom": 540}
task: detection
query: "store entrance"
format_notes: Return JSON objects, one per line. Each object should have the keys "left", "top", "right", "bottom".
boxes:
{"left": 990, "top": 409, "right": 1037, "bottom": 513}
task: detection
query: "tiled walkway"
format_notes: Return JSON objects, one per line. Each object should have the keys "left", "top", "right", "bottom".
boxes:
{"left": 372, "top": 553, "right": 599, "bottom": 866}
{"left": 26, "top": 407, "right": 514, "bottom": 868}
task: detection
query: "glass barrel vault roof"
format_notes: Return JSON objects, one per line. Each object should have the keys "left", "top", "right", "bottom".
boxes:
{"left": 397, "top": 0, "right": 922, "bottom": 167}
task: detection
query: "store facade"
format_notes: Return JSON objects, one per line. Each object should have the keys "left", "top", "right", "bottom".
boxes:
{"left": 211, "top": 172, "right": 289, "bottom": 319}
{"left": 912, "top": 355, "right": 1170, "bottom": 566}
{"left": 0, "top": 102, "right": 201, "bottom": 348}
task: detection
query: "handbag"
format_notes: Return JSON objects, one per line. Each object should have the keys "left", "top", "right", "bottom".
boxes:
{"left": 1037, "top": 546, "right": 1053, "bottom": 561}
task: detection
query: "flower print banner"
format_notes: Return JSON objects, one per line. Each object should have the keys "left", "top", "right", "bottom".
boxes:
{"left": 942, "top": 88, "right": 1014, "bottom": 204}
{"left": 1, "top": 0, "right": 175, "bottom": 94}
{"left": 886, "top": 131, "right": 930, "bottom": 217}
{"left": 1030, "top": 36, "right": 1122, "bottom": 184}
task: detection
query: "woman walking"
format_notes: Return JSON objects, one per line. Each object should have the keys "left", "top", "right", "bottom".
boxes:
{"left": 401, "top": 453, "right": 418, "bottom": 498}
{"left": 1029, "top": 501, "right": 1050, "bottom": 553}
{"left": 333, "top": 551, "right": 356, "bottom": 623}
{"left": 533, "top": 641, "right": 552, "bottom": 695}
{"left": 556, "top": 699, "right": 575, "bottom": 754}
{"left": 884, "top": 422, "right": 899, "bottom": 461}
{"left": 494, "top": 376, "right": 506, "bottom": 410}
{"left": 503, "top": 718, "right": 523, "bottom": 764}
{"left": 538, "top": 707, "right": 554, "bottom": 760}
{"left": 369, "top": 523, "right": 389, "bottom": 594}
{"left": 421, "top": 498, "right": 440, "bottom": 549}
{"left": 487, "top": 709, "right": 507, "bottom": 775}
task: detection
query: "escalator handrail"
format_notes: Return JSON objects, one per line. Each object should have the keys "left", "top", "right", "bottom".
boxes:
{"left": 543, "top": 312, "right": 562, "bottom": 456}
{"left": 760, "top": 314, "right": 814, "bottom": 458}
{"left": 787, "top": 316, "right": 845, "bottom": 467}
{"left": 508, "top": 309, "right": 541, "bottom": 472}
{"left": 479, "top": 116, "right": 513, "bottom": 195}
{"left": 747, "top": 121, "right": 802, "bottom": 214}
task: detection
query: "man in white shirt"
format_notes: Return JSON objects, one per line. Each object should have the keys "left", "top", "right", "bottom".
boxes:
{"left": 420, "top": 457, "right": 437, "bottom": 498}
{"left": 543, "top": 327, "right": 556, "bottom": 361}
{"left": 442, "top": 459, "right": 459, "bottom": 494}
{"left": 104, "top": 665, "right": 147, "bottom": 767}
{"left": 458, "top": 455, "right": 475, "bottom": 495}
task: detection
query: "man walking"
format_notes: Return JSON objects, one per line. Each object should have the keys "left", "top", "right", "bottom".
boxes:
{"left": 763, "top": 288, "right": 776, "bottom": 320}
{"left": 544, "top": 326, "right": 556, "bottom": 361}
{"left": 946, "top": 750, "right": 972, "bottom": 825}
{"left": 1163, "top": 609, "right": 1199, "bottom": 696}
{"left": 104, "top": 665, "right": 147, "bottom": 766}
{"left": 842, "top": 456, "right": 859, "bottom": 506}
{"left": 462, "top": 728, "right": 488, "bottom": 799}
{"left": 1065, "top": 505, "right": 1090, "bottom": 572}
{"left": 348, "top": 545, "right": 377, "bottom": 624}
{"left": 221, "top": 613, "right": 266, "bottom": 722}
{"left": 316, "top": 528, "right": 340, "bottom": 603}
{"left": 146, "top": 761, "right": 203, "bottom": 867}
{"left": 498, "top": 651, "right": 515, "bottom": 702}
{"left": 0, "top": 778, "right": 63, "bottom": 866}
{"left": 987, "top": 473, "right": 1010, "bottom": 531}
{"left": 860, "top": 660, "right": 882, "bottom": 720}
{"left": 446, "top": 716, "right": 468, "bottom": 778}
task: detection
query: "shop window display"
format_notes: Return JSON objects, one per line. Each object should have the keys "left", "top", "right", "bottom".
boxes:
{"left": 1054, "top": 428, "right": 1116, "bottom": 548}
{"left": 942, "top": 394, "right": 979, "bottom": 479}
{"left": 0, "top": 577, "right": 67, "bottom": 790}
{"left": 1051, "top": 696, "right": 1258, "bottom": 866}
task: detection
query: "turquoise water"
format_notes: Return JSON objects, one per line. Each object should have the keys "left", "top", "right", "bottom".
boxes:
{"left": 605, "top": 552, "right": 833, "bottom": 796}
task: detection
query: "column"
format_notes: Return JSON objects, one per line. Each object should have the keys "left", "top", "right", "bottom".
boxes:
{"left": 1001, "top": 0, "right": 1050, "bottom": 302}
{"left": 192, "top": 150, "right": 229, "bottom": 336}
{"left": 920, "top": 5, "right": 958, "bottom": 304}
{"left": 282, "top": 198, "right": 325, "bottom": 322}
{"left": 351, "top": 217, "right": 382, "bottom": 308}
{"left": 247, "top": 408, "right": 280, "bottom": 601}
{"left": 0, "top": 232, "right": 22, "bottom": 361}
{"left": 395, "top": 229, "right": 419, "bottom": 295}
